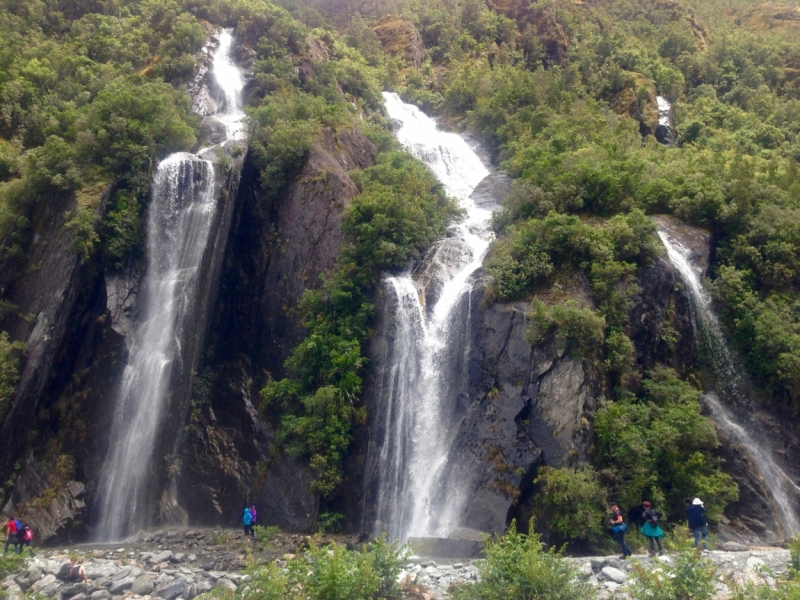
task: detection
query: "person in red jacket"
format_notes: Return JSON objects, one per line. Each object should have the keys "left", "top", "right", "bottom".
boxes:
{"left": 4, "top": 516, "right": 19, "bottom": 555}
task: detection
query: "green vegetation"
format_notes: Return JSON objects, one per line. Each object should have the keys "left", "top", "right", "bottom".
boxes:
{"left": 629, "top": 543, "right": 718, "bottom": 600}
{"left": 237, "top": 535, "right": 408, "bottom": 600}
{"left": 593, "top": 368, "right": 738, "bottom": 521}
{"left": 532, "top": 466, "right": 607, "bottom": 546}
{"left": 450, "top": 520, "right": 594, "bottom": 600}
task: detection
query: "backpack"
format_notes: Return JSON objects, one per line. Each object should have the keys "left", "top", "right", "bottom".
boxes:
{"left": 56, "top": 564, "right": 73, "bottom": 581}
{"left": 22, "top": 526, "right": 32, "bottom": 542}
{"left": 648, "top": 510, "right": 660, "bottom": 524}
{"left": 13, "top": 519, "right": 21, "bottom": 532}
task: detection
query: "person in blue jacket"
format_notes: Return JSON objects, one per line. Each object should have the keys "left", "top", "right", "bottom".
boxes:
{"left": 242, "top": 507, "right": 253, "bottom": 537}
{"left": 685, "top": 497, "right": 709, "bottom": 551}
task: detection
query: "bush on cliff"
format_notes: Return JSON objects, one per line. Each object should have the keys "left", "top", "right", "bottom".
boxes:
{"left": 531, "top": 465, "right": 608, "bottom": 546}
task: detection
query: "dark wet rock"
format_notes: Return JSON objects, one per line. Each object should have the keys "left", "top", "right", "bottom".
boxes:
{"left": 175, "top": 127, "right": 377, "bottom": 532}
{"left": 469, "top": 172, "right": 512, "bottom": 212}
{"left": 2, "top": 454, "right": 86, "bottom": 545}
{"left": 197, "top": 117, "right": 229, "bottom": 148}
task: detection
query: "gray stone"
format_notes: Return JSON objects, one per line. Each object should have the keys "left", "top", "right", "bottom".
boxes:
{"left": 194, "top": 581, "right": 212, "bottom": 595}
{"left": 110, "top": 568, "right": 131, "bottom": 582}
{"left": 59, "top": 582, "right": 87, "bottom": 598}
{"left": 131, "top": 575, "right": 154, "bottom": 596}
{"left": 721, "top": 542, "right": 749, "bottom": 552}
{"left": 153, "top": 579, "right": 186, "bottom": 600}
{"left": 13, "top": 576, "right": 29, "bottom": 590}
{"left": 85, "top": 564, "right": 118, "bottom": 581}
{"left": 578, "top": 562, "right": 593, "bottom": 577}
{"left": 600, "top": 566, "right": 627, "bottom": 584}
{"left": 32, "top": 574, "right": 57, "bottom": 594}
{"left": 149, "top": 552, "right": 174, "bottom": 565}
{"left": 215, "top": 579, "right": 236, "bottom": 593}
{"left": 90, "top": 590, "right": 110, "bottom": 600}
{"left": 108, "top": 576, "right": 135, "bottom": 594}
{"left": 70, "top": 594, "right": 87, "bottom": 600}
{"left": 41, "top": 582, "right": 60, "bottom": 597}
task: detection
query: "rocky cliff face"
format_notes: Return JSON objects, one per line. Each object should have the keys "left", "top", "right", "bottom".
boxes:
{"left": 172, "top": 127, "right": 377, "bottom": 533}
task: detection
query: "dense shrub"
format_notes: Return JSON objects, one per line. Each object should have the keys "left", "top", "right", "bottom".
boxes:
{"left": 532, "top": 466, "right": 608, "bottom": 546}
{"left": 238, "top": 536, "right": 407, "bottom": 600}
{"left": 628, "top": 544, "right": 717, "bottom": 600}
{"left": 450, "top": 520, "right": 594, "bottom": 600}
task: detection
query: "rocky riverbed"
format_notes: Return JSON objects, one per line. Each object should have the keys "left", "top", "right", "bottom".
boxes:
{"left": 0, "top": 528, "right": 794, "bottom": 600}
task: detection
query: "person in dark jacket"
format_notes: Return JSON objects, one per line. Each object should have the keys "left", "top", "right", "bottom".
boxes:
{"left": 609, "top": 503, "right": 632, "bottom": 559}
{"left": 685, "top": 497, "right": 708, "bottom": 550}
{"left": 641, "top": 501, "right": 664, "bottom": 556}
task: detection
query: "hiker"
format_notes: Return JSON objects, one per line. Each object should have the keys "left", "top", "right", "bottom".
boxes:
{"left": 56, "top": 559, "right": 77, "bottom": 581}
{"left": 4, "top": 516, "right": 19, "bottom": 555}
{"left": 641, "top": 501, "right": 664, "bottom": 556}
{"left": 250, "top": 505, "right": 257, "bottom": 526}
{"left": 609, "top": 502, "right": 632, "bottom": 559}
{"left": 19, "top": 524, "right": 33, "bottom": 557}
{"left": 242, "top": 507, "right": 253, "bottom": 537}
{"left": 68, "top": 559, "right": 87, "bottom": 583}
{"left": 685, "top": 497, "right": 709, "bottom": 551}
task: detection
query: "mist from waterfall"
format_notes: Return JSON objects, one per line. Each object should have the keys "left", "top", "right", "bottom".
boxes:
{"left": 372, "top": 93, "right": 490, "bottom": 540}
{"left": 95, "top": 30, "right": 245, "bottom": 541}
{"left": 658, "top": 229, "right": 800, "bottom": 537}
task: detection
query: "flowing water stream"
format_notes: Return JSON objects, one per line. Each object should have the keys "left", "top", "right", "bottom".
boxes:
{"left": 372, "top": 93, "right": 491, "bottom": 540}
{"left": 658, "top": 229, "right": 800, "bottom": 537}
{"left": 96, "top": 30, "right": 245, "bottom": 541}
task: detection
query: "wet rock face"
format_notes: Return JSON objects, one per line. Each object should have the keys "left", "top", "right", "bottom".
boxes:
{"left": 2, "top": 454, "right": 86, "bottom": 545}
{"left": 0, "top": 186, "right": 110, "bottom": 499}
{"left": 175, "top": 127, "right": 377, "bottom": 531}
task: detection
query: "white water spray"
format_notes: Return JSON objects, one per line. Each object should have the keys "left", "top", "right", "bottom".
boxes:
{"left": 658, "top": 229, "right": 800, "bottom": 537}
{"left": 373, "top": 93, "right": 490, "bottom": 540}
{"left": 96, "top": 30, "right": 245, "bottom": 541}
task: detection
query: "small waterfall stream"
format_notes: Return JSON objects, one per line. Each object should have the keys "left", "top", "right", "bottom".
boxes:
{"left": 96, "top": 30, "right": 245, "bottom": 541}
{"left": 656, "top": 96, "right": 677, "bottom": 146}
{"left": 373, "top": 93, "right": 490, "bottom": 540}
{"left": 658, "top": 229, "right": 800, "bottom": 537}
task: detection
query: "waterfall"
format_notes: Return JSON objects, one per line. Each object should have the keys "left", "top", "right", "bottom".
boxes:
{"left": 658, "top": 229, "right": 800, "bottom": 538}
{"left": 656, "top": 96, "right": 677, "bottom": 146}
{"left": 95, "top": 30, "right": 245, "bottom": 541}
{"left": 372, "top": 93, "right": 491, "bottom": 540}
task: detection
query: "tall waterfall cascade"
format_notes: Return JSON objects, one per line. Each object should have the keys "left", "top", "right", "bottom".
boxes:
{"left": 96, "top": 30, "right": 245, "bottom": 541}
{"left": 658, "top": 229, "right": 800, "bottom": 538}
{"left": 372, "top": 93, "right": 491, "bottom": 541}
